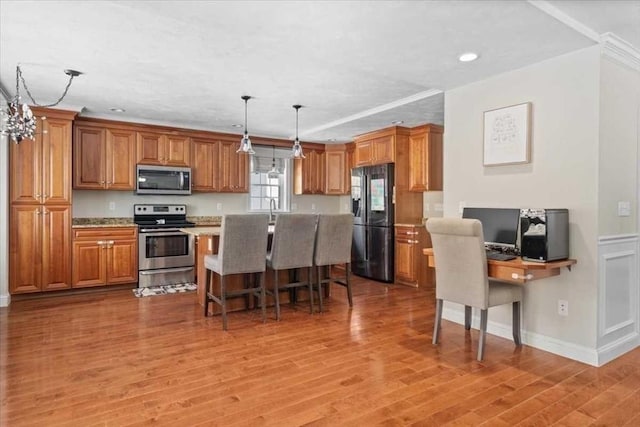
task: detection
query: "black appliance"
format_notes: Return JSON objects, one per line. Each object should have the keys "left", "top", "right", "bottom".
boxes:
{"left": 134, "top": 204, "right": 196, "bottom": 288}
{"left": 520, "top": 208, "right": 569, "bottom": 262}
{"left": 350, "top": 163, "right": 394, "bottom": 282}
{"left": 136, "top": 165, "right": 191, "bottom": 195}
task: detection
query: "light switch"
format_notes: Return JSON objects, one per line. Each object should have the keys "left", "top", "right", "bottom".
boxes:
{"left": 618, "top": 201, "right": 631, "bottom": 217}
{"left": 216, "top": 203, "right": 222, "bottom": 211}
{"left": 108, "top": 201, "right": 115, "bottom": 211}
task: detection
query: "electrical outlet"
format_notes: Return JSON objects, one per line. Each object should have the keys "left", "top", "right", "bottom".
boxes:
{"left": 216, "top": 203, "right": 222, "bottom": 211}
{"left": 435, "top": 203, "right": 443, "bottom": 212}
{"left": 108, "top": 201, "right": 115, "bottom": 211}
{"left": 558, "top": 299, "right": 569, "bottom": 316}
{"left": 291, "top": 203, "right": 297, "bottom": 211}
{"left": 311, "top": 203, "right": 316, "bottom": 211}
{"left": 618, "top": 201, "right": 631, "bottom": 217}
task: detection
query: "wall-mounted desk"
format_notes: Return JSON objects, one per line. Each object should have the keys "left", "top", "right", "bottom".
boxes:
{"left": 422, "top": 248, "right": 577, "bottom": 284}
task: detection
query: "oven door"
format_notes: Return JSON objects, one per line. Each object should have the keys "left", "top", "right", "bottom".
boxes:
{"left": 139, "top": 230, "right": 195, "bottom": 270}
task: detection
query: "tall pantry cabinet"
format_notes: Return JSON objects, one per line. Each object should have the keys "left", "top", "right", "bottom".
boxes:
{"left": 9, "top": 108, "right": 77, "bottom": 293}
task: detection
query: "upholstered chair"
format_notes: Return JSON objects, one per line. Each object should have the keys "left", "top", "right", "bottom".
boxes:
{"left": 425, "top": 217, "right": 523, "bottom": 361}
{"left": 267, "top": 214, "right": 318, "bottom": 320}
{"left": 204, "top": 214, "right": 269, "bottom": 331}
{"left": 313, "top": 214, "right": 354, "bottom": 312}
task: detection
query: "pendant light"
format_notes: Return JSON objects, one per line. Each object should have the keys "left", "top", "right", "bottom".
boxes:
{"left": 291, "top": 104, "right": 305, "bottom": 159}
{"left": 236, "top": 95, "right": 255, "bottom": 154}
{"left": 267, "top": 145, "right": 280, "bottom": 179}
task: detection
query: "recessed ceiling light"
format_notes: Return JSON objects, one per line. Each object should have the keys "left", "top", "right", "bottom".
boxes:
{"left": 391, "top": 120, "right": 404, "bottom": 125}
{"left": 231, "top": 124, "right": 243, "bottom": 128}
{"left": 458, "top": 52, "right": 479, "bottom": 62}
{"left": 327, "top": 138, "right": 337, "bottom": 142}
{"left": 109, "top": 107, "right": 125, "bottom": 113}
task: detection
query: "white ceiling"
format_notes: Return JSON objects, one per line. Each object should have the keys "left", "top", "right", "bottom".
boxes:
{"left": 1, "top": 0, "right": 638, "bottom": 143}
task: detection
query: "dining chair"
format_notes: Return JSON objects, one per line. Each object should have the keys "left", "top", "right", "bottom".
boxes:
{"left": 203, "top": 214, "right": 269, "bottom": 331}
{"left": 313, "top": 214, "right": 354, "bottom": 312}
{"left": 267, "top": 213, "right": 318, "bottom": 320}
{"left": 425, "top": 217, "right": 523, "bottom": 361}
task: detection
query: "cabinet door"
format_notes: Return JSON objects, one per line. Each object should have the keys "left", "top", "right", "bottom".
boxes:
{"left": 9, "top": 205, "right": 42, "bottom": 293}
{"left": 219, "top": 140, "right": 248, "bottom": 192}
{"left": 191, "top": 138, "right": 219, "bottom": 191}
{"left": 73, "top": 125, "right": 107, "bottom": 189}
{"left": 42, "top": 118, "right": 73, "bottom": 204}
{"left": 72, "top": 240, "right": 106, "bottom": 288}
{"left": 325, "top": 150, "right": 346, "bottom": 195}
{"left": 372, "top": 135, "right": 395, "bottom": 164}
{"left": 409, "top": 126, "right": 443, "bottom": 192}
{"left": 312, "top": 150, "right": 325, "bottom": 194}
{"left": 165, "top": 135, "right": 191, "bottom": 167}
{"left": 136, "top": 132, "right": 165, "bottom": 165}
{"left": 41, "top": 205, "right": 72, "bottom": 291}
{"left": 395, "top": 237, "right": 416, "bottom": 284}
{"left": 354, "top": 141, "right": 372, "bottom": 167}
{"left": 106, "top": 129, "right": 136, "bottom": 190}
{"left": 9, "top": 128, "right": 42, "bottom": 204}
{"left": 106, "top": 239, "right": 138, "bottom": 284}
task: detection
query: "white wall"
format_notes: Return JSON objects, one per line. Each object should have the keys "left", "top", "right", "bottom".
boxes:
{"left": 0, "top": 117, "right": 9, "bottom": 307}
{"left": 443, "top": 46, "right": 602, "bottom": 360}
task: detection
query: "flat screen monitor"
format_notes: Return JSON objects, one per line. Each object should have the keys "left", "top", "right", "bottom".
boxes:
{"left": 462, "top": 207, "right": 520, "bottom": 249}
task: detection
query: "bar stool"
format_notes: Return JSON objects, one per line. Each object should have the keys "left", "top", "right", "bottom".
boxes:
{"left": 313, "top": 214, "right": 353, "bottom": 312}
{"left": 267, "top": 214, "right": 318, "bottom": 320}
{"left": 203, "top": 214, "right": 269, "bottom": 331}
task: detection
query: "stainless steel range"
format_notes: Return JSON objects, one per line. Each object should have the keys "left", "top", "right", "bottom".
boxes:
{"left": 134, "top": 204, "right": 196, "bottom": 288}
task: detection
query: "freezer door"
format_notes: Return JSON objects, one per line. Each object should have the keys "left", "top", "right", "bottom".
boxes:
{"left": 351, "top": 225, "right": 394, "bottom": 283}
{"left": 351, "top": 224, "right": 368, "bottom": 277}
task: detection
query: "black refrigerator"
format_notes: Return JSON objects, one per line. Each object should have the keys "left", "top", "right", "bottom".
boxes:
{"left": 351, "top": 163, "right": 394, "bottom": 283}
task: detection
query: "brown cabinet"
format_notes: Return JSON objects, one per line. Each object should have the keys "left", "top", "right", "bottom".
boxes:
{"left": 9, "top": 205, "right": 72, "bottom": 293}
{"left": 73, "top": 125, "right": 136, "bottom": 190}
{"left": 9, "top": 108, "right": 76, "bottom": 294}
{"left": 191, "top": 138, "right": 220, "bottom": 192}
{"left": 219, "top": 140, "right": 249, "bottom": 192}
{"left": 10, "top": 115, "right": 73, "bottom": 205}
{"left": 136, "top": 131, "right": 191, "bottom": 167}
{"left": 294, "top": 148, "right": 325, "bottom": 194}
{"left": 72, "top": 227, "right": 138, "bottom": 288}
{"left": 409, "top": 124, "right": 444, "bottom": 192}
{"left": 325, "top": 149, "right": 347, "bottom": 195}
{"left": 394, "top": 224, "right": 432, "bottom": 288}
{"left": 354, "top": 133, "right": 395, "bottom": 166}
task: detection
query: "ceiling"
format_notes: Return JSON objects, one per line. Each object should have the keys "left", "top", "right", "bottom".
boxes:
{"left": 1, "top": 0, "right": 638, "bottom": 143}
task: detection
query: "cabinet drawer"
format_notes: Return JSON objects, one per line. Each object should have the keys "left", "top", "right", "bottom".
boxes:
{"left": 73, "top": 227, "right": 137, "bottom": 240}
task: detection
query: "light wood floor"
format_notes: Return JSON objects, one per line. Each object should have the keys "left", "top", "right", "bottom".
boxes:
{"left": 1, "top": 276, "right": 639, "bottom": 426}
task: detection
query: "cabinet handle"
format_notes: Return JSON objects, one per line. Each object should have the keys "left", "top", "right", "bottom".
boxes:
{"left": 35, "top": 210, "right": 41, "bottom": 215}
{"left": 97, "top": 240, "right": 106, "bottom": 245}
{"left": 43, "top": 210, "right": 49, "bottom": 215}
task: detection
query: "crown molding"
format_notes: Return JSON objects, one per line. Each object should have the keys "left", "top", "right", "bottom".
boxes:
{"left": 600, "top": 33, "right": 640, "bottom": 72}
{"left": 527, "top": 0, "right": 600, "bottom": 42}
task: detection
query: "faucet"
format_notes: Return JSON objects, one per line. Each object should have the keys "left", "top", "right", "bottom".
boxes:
{"left": 269, "top": 198, "right": 277, "bottom": 223}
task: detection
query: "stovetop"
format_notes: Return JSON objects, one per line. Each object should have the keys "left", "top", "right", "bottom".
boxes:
{"left": 133, "top": 204, "right": 195, "bottom": 229}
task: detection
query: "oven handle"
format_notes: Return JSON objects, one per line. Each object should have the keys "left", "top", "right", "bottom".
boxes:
{"left": 139, "top": 228, "right": 184, "bottom": 234}
{"left": 139, "top": 267, "right": 194, "bottom": 275}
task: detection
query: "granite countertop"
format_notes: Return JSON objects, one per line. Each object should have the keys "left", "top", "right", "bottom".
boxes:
{"left": 188, "top": 216, "right": 222, "bottom": 226}
{"left": 72, "top": 218, "right": 135, "bottom": 228}
{"left": 395, "top": 223, "right": 425, "bottom": 227}
{"left": 182, "top": 225, "right": 275, "bottom": 236}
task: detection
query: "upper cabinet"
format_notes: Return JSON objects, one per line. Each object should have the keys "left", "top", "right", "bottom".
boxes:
{"left": 324, "top": 144, "right": 350, "bottom": 195}
{"left": 73, "top": 124, "right": 136, "bottom": 190}
{"left": 136, "top": 131, "right": 190, "bottom": 167}
{"left": 219, "top": 140, "right": 249, "bottom": 193}
{"left": 354, "top": 132, "right": 395, "bottom": 167}
{"left": 294, "top": 148, "right": 325, "bottom": 195}
{"left": 409, "top": 124, "right": 443, "bottom": 192}
{"left": 10, "top": 109, "right": 75, "bottom": 205}
{"left": 191, "top": 137, "right": 220, "bottom": 192}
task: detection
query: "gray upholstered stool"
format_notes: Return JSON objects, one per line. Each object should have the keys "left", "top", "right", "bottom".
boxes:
{"left": 313, "top": 214, "right": 354, "bottom": 312}
{"left": 426, "top": 218, "right": 523, "bottom": 361}
{"left": 267, "top": 214, "right": 318, "bottom": 320}
{"left": 204, "top": 214, "right": 269, "bottom": 331}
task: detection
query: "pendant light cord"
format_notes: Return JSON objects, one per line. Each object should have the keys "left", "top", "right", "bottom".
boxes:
{"left": 17, "top": 65, "right": 77, "bottom": 108}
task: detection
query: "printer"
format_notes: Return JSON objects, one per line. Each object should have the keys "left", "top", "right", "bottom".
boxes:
{"left": 520, "top": 208, "right": 569, "bottom": 262}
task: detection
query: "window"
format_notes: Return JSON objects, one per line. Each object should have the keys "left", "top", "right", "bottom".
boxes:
{"left": 249, "top": 146, "right": 291, "bottom": 214}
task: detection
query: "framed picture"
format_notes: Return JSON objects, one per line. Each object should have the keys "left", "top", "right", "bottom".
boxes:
{"left": 483, "top": 102, "right": 531, "bottom": 166}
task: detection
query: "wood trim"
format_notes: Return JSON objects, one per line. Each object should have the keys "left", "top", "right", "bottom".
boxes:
{"left": 30, "top": 107, "right": 78, "bottom": 121}
{"left": 353, "top": 125, "right": 411, "bottom": 142}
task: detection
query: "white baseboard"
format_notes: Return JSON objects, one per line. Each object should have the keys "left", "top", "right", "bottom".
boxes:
{"left": 597, "top": 331, "right": 640, "bottom": 366}
{"left": 0, "top": 294, "right": 10, "bottom": 308}
{"left": 442, "top": 307, "right": 599, "bottom": 366}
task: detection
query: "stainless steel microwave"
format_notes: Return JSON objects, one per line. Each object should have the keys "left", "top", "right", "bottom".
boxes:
{"left": 136, "top": 165, "right": 191, "bottom": 195}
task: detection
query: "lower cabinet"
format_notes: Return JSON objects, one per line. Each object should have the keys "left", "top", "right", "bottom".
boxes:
{"left": 72, "top": 227, "right": 138, "bottom": 288}
{"left": 394, "top": 224, "right": 433, "bottom": 287}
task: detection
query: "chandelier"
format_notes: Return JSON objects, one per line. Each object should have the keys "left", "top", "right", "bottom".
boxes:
{"left": 267, "top": 145, "right": 280, "bottom": 179}
{"left": 236, "top": 95, "right": 255, "bottom": 154}
{"left": 1, "top": 65, "right": 81, "bottom": 143}
{"left": 291, "top": 104, "right": 305, "bottom": 159}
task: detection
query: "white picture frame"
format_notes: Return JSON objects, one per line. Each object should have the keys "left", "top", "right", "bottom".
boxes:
{"left": 483, "top": 102, "right": 531, "bottom": 166}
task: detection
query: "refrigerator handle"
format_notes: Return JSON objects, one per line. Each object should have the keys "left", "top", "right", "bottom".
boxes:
{"left": 364, "top": 227, "right": 369, "bottom": 261}
{"left": 363, "top": 174, "right": 369, "bottom": 224}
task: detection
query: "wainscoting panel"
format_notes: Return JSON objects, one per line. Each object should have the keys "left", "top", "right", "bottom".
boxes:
{"left": 598, "top": 234, "right": 639, "bottom": 365}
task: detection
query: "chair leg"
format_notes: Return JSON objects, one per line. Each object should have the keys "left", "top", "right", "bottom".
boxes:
{"left": 307, "top": 267, "right": 314, "bottom": 314}
{"left": 220, "top": 276, "right": 228, "bottom": 331}
{"left": 512, "top": 301, "right": 522, "bottom": 346}
{"left": 317, "top": 266, "right": 324, "bottom": 313}
{"left": 477, "top": 309, "right": 488, "bottom": 361}
{"left": 433, "top": 298, "right": 443, "bottom": 344}
{"left": 274, "top": 269, "right": 281, "bottom": 321}
{"left": 464, "top": 305, "right": 472, "bottom": 330}
{"left": 346, "top": 263, "right": 353, "bottom": 307}
{"left": 204, "top": 269, "right": 211, "bottom": 317}
{"left": 260, "top": 272, "right": 266, "bottom": 323}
